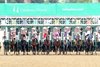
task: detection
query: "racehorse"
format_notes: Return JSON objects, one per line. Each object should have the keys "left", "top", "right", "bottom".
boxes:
{"left": 21, "top": 35, "right": 27, "bottom": 55}
{"left": 10, "top": 38, "right": 17, "bottom": 55}
{"left": 53, "top": 38, "right": 61, "bottom": 55}
{"left": 85, "top": 38, "right": 94, "bottom": 55}
{"left": 62, "top": 39, "right": 67, "bottom": 55}
{"left": 3, "top": 40, "right": 9, "bottom": 55}
{"left": 31, "top": 38, "right": 38, "bottom": 55}
{"left": 43, "top": 36, "right": 50, "bottom": 55}
{"left": 74, "top": 38, "right": 82, "bottom": 55}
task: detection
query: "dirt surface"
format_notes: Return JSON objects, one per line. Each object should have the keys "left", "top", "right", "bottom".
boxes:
{"left": 0, "top": 52, "right": 100, "bottom": 67}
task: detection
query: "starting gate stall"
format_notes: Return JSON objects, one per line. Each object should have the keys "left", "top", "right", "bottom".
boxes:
{"left": 41, "top": 27, "right": 49, "bottom": 52}
{"left": 9, "top": 28, "right": 16, "bottom": 52}
{"left": 53, "top": 27, "right": 61, "bottom": 47}
{"left": 63, "top": 27, "right": 72, "bottom": 53}
{"left": 31, "top": 27, "right": 41, "bottom": 53}
{"left": 73, "top": 27, "right": 82, "bottom": 51}
{"left": 85, "top": 26, "right": 94, "bottom": 54}
{"left": 20, "top": 27, "right": 30, "bottom": 54}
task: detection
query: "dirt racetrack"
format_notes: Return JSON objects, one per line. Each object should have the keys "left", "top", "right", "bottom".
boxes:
{"left": 0, "top": 51, "right": 100, "bottom": 67}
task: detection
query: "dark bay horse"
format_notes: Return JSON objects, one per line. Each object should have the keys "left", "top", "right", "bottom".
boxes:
{"left": 53, "top": 39, "right": 61, "bottom": 55}
{"left": 85, "top": 38, "right": 94, "bottom": 55}
{"left": 43, "top": 37, "right": 50, "bottom": 55}
{"left": 74, "top": 38, "right": 82, "bottom": 55}
{"left": 31, "top": 38, "right": 38, "bottom": 55}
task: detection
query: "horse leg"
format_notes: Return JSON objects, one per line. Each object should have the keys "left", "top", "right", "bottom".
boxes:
{"left": 62, "top": 45, "right": 64, "bottom": 55}
{"left": 91, "top": 45, "right": 94, "bottom": 55}
{"left": 65, "top": 45, "right": 68, "bottom": 55}
{"left": 78, "top": 45, "right": 81, "bottom": 55}
{"left": 32, "top": 47, "right": 35, "bottom": 55}
{"left": 36, "top": 47, "right": 39, "bottom": 55}
{"left": 63, "top": 45, "right": 65, "bottom": 55}
{"left": 58, "top": 46, "right": 61, "bottom": 55}
{"left": 55, "top": 46, "right": 57, "bottom": 55}
{"left": 76, "top": 46, "right": 78, "bottom": 55}
{"left": 5, "top": 47, "right": 8, "bottom": 55}
{"left": 23, "top": 46, "right": 25, "bottom": 55}
{"left": 46, "top": 46, "right": 48, "bottom": 55}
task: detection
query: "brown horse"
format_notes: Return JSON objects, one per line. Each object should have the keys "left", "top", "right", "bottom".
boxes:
{"left": 32, "top": 38, "right": 38, "bottom": 55}
{"left": 85, "top": 39, "right": 93, "bottom": 55}
{"left": 10, "top": 39, "right": 15, "bottom": 54}
{"left": 74, "top": 38, "right": 82, "bottom": 55}
{"left": 54, "top": 39, "right": 61, "bottom": 55}
{"left": 43, "top": 38, "right": 50, "bottom": 55}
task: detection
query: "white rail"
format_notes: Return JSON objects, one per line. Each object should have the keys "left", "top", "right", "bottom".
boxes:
{"left": 0, "top": 24, "right": 98, "bottom": 26}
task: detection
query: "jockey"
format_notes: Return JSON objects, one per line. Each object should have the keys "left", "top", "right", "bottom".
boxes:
{"left": 85, "top": 32, "right": 93, "bottom": 41}
{"left": 85, "top": 28, "right": 94, "bottom": 55}
{"left": 75, "top": 34, "right": 81, "bottom": 40}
